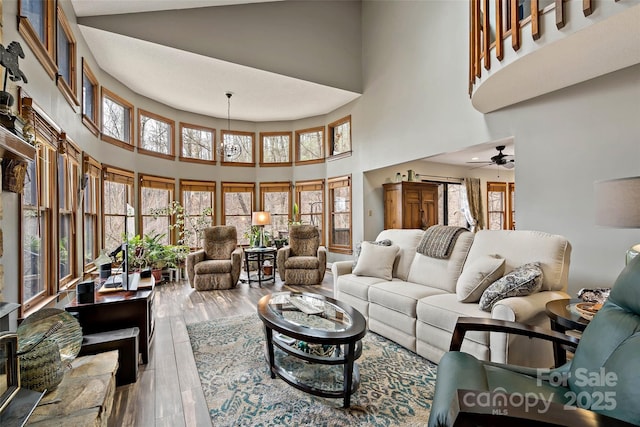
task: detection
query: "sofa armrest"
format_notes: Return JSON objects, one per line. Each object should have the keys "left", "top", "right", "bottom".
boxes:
{"left": 186, "top": 249, "right": 206, "bottom": 288}
{"left": 230, "top": 248, "right": 243, "bottom": 285}
{"left": 317, "top": 246, "right": 327, "bottom": 282}
{"left": 492, "top": 291, "right": 571, "bottom": 323}
{"left": 331, "top": 260, "right": 353, "bottom": 277}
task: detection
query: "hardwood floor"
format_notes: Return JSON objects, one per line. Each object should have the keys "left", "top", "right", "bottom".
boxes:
{"left": 108, "top": 272, "right": 335, "bottom": 427}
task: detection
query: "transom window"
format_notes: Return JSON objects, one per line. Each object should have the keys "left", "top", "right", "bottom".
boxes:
{"left": 328, "top": 116, "right": 352, "bottom": 157}
{"left": 295, "top": 179, "right": 325, "bottom": 245}
{"left": 56, "top": 5, "right": 78, "bottom": 106}
{"left": 260, "top": 132, "right": 292, "bottom": 166}
{"left": 328, "top": 175, "right": 352, "bottom": 253}
{"left": 101, "top": 88, "right": 133, "bottom": 149}
{"left": 296, "top": 126, "right": 325, "bottom": 164}
{"left": 222, "top": 182, "right": 255, "bottom": 246}
{"left": 19, "top": 0, "right": 57, "bottom": 79}
{"left": 81, "top": 58, "right": 100, "bottom": 136}
{"left": 220, "top": 130, "right": 255, "bottom": 165}
{"left": 180, "top": 123, "right": 215, "bottom": 163}
{"left": 260, "top": 182, "right": 292, "bottom": 238}
{"left": 139, "top": 110, "right": 175, "bottom": 158}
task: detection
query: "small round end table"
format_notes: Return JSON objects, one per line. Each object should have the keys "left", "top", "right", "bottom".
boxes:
{"left": 545, "top": 298, "right": 590, "bottom": 367}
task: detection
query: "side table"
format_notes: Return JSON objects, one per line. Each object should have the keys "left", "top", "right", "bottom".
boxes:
{"left": 545, "top": 298, "right": 589, "bottom": 367}
{"left": 243, "top": 247, "right": 277, "bottom": 287}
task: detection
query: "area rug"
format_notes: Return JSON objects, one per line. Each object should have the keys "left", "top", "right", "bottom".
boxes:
{"left": 187, "top": 314, "right": 437, "bottom": 426}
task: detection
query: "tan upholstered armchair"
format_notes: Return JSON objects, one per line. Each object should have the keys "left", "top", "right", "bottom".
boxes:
{"left": 277, "top": 224, "right": 326, "bottom": 285}
{"left": 186, "top": 226, "right": 242, "bottom": 290}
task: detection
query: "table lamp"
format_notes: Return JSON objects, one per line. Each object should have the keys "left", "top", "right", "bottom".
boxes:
{"left": 594, "top": 176, "right": 640, "bottom": 264}
{"left": 252, "top": 211, "right": 271, "bottom": 248}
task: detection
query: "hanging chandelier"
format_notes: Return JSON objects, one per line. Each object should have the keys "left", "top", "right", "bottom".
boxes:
{"left": 217, "top": 92, "right": 242, "bottom": 161}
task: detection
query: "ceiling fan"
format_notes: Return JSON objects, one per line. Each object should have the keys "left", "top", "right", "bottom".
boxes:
{"left": 467, "top": 145, "right": 515, "bottom": 169}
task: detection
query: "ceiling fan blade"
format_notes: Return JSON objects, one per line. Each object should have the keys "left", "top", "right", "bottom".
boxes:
{"left": 466, "top": 161, "right": 493, "bottom": 164}
{"left": 503, "top": 162, "right": 515, "bottom": 169}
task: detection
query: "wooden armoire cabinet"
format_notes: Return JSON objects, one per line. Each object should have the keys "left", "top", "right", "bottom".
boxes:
{"left": 383, "top": 181, "right": 439, "bottom": 229}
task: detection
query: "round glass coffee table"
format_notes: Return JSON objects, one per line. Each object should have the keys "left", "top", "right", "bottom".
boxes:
{"left": 257, "top": 292, "right": 367, "bottom": 408}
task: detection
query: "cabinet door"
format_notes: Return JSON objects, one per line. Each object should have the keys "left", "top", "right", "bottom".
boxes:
{"left": 402, "top": 187, "right": 423, "bottom": 228}
{"left": 383, "top": 185, "right": 402, "bottom": 229}
{"left": 420, "top": 185, "right": 439, "bottom": 228}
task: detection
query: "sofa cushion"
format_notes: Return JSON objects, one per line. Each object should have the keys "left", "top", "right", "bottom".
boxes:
{"left": 194, "top": 259, "right": 232, "bottom": 274}
{"left": 352, "top": 239, "right": 392, "bottom": 269}
{"left": 479, "top": 262, "right": 544, "bottom": 311}
{"left": 284, "top": 256, "right": 320, "bottom": 270}
{"left": 374, "top": 229, "right": 425, "bottom": 281}
{"left": 406, "top": 231, "right": 474, "bottom": 293}
{"left": 337, "top": 274, "right": 394, "bottom": 300}
{"left": 353, "top": 242, "right": 399, "bottom": 280}
{"left": 456, "top": 255, "right": 506, "bottom": 303}
{"left": 369, "top": 281, "right": 447, "bottom": 317}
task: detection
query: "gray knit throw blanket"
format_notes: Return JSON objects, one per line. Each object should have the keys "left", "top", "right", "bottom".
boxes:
{"left": 416, "top": 225, "right": 467, "bottom": 259}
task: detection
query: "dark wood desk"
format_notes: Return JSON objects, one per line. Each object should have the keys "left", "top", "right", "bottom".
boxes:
{"left": 545, "top": 298, "right": 589, "bottom": 367}
{"left": 65, "top": 276, "right": 155, "bottom": 364}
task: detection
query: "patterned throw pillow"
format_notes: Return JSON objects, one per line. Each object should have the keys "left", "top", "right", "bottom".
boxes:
{"left": 479, "top": 262, "right": 544, "bottom": 312}
{"left": 353, "top": 239, "right": 393, "bottom": 269}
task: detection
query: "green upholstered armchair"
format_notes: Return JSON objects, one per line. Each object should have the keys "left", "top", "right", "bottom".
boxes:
{"left": 428, "top": 256, "right": 640, "bottom": 427}
{"left": 186, "top": 226, "right": 242, "bottom": 291}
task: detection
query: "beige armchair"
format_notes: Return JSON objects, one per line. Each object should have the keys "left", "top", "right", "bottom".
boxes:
{"left": 277, "top": 224, "right": 326, "bottom": 285}
{"left": 186, "top": 226, "right": 242, "bottom": 290}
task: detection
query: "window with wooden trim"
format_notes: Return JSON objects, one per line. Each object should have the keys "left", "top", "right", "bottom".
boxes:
{"left": 260, "top": 182, "right": 291, "bottom": 238}
{"left": 222, "top": 182, "right": 255, "bottom": 246}
{"left": 81, "top": 59, "right": 99, "bottom": 136}
{"left": 260, "top": 132, "right": 292, "bottom": 166}
{"left": 296, "top": 126, "right": 325, "bottom": 164}
{"left": 295, "top": 179, "right": 325, "bottom": 245}
{"left": 220, "top": 130, "right": 255, "bottom": 166}
{"left": 139, "top": 109, "right": 175, "bottom": 159}
{"left": 21, "top": 139, "right": 56, "bottom": 313}
{"left": 83, "top": 154, "right": 102, "bottom": 270}
{"left": 180, "top": 180, "right": 215, "bottom": 249}
{"left": 102, "top": 166, "right": 135, "bottom": 252}
{"left": 57, "top": 138, "right": 80, "bottom": 286}
{"left": 328, "top": 116, "right": 352, "bottom": 158}
{"left": 139, "top": 175, "right": 175, "bottom": 244}
{"left": 328, "top": 175, "right": 352, "bottom": 253}
{"left": 101, "top": 87, "right": 133, "bottom": 149}
{"left": 487, "top": 181, "right": 515, "bottom": 230}
{"left": 56, "top": 5, "right": 78, "bottom": 106}
{"left": 180, "top": 123, "right": 215, "bottom": 163}
{"left": 18, "top": 0, "right": 57, "bottom": 79}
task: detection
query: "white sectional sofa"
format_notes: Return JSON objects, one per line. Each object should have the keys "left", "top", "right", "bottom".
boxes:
{"left": 332, "top": 228, "right": 572, "bottom": 367}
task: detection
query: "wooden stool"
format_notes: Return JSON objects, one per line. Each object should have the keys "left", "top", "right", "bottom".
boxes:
{"left": 78, "top": 327, "right": 139, "bottom": 386}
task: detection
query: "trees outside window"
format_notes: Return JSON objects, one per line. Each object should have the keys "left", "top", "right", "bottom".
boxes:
{"left": 139, "top": 110, "right": 175, "bottom": 158}
{"left": 140, "top": 175, "right": 175, "bottom": 244}
{"left": 82, "top": 59, "right": 100, "bottom": 136}
{"left": 260, "top": 132, "right": 292, "bottom": 166}
{"left": 328, "top": 175, "right": 351, "bottom": 253}
{"left": 222, "top": 182, "right": 255, "bottom": 245}
{"left": 295, "top": 180, "right": 325, "bottom": 245}
{"left": 296, "top": 127, "right": 325, "bottom": 164}
{"left": 102, "top": 88, "right": 133, "bottom": 148}
{"left": 220, "top": 130, "right": 255, "bottom": 165}
{"left": 102, "top": 166, "right": 135, "bottom": 252}
{"left": 180, "top": 180, "right": 215, "bottom": 248}
{"left": 260, "top": 182, "right": 291, "bottom": 238}
{"left": 180, "top": 123, "right": 214, "bottom": 163}
{"left": 487, "top": 181, "right": 515, "bottom": 230}
{"left": 328, "top": 116, "right": 351, "bottom": 157}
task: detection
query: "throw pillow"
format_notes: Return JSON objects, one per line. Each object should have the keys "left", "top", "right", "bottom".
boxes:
{"left": 479, "top": 262, "right": 544, "bottom": 312}
{"left": 352, "top": 239, "right": 393, "bottom": 269}
{"left": 353, "top": 241, "right": 399, "bottom": 281}
{"left": 456, "top": 255, "right": 506, "bottom": 303}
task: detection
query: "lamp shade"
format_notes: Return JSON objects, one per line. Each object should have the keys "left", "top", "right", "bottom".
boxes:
{"left": 252, "top": 211, "right": 271, "bottom": 226}
{"left": 594, "top": 176, "right": 640, "bottom": 228}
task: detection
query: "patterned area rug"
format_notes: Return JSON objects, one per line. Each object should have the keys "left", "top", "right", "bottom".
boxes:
{"left": 187, "top": 314, "right": 437, "bottom": 427}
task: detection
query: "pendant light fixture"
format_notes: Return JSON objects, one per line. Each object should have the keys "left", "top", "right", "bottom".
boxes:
{"left": 217, "top": 92, "right": 242, "bottom": 161}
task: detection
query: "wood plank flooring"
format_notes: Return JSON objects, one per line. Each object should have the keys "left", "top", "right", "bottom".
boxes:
{"left": 108, "top": 272, "right": 335, "bottom": 427}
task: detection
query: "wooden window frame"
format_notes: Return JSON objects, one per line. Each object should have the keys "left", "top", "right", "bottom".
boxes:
{"left": 221, "top": 182, "right": 255, "bottom": 246}
{"left": 57, "top": 136, "right": 81, "bottom": 288}
{"left": 102, "top": 165, "right": 135, "bottom": 252}
{"left": 259, "top": 181, "right": 292, "bottom": 238}
{"left": 179, "top": 122, "right": 216, "bottom": 164}
{"left": 101, "top": 87, "right": 134, "bottom": 150}
{"left": 328, "top": 175, "right": 352, "bottom": 254}
{"left": 139, "top": 174, "right": 176, "bottom": 244}
{"left": 328, "top": 115, "right": 352, "bottom": 160}
{"left": 486, "top": 181, "right": 515, "bottom": 230}
{"left": 82, "top": 153, "right": 102, "bottom": 273}
{"left": 56, "top": 5, "right": 79, "bottom": 107}
{"left": 295, "top": 126, "right": 325, "bottom": 165}
{"left": 18, "top": 0, "right": 58, "bottom": 79}
{"left": 220, "top": 130, "right": 256, "bottom": 167}
{"left": 138, "top": 109, "right": 175, "bottom": 160}
{"left": 259, "top": 131, "right": 293, "bottom": 167}
{"left": 295, "top": 179, "right": 325, "bottom": 246}
{"left": 81, "top": 58, "right": 100, "bottom": 136}
{"left": 179, "top": 179, "right": 216, "bottom": 249}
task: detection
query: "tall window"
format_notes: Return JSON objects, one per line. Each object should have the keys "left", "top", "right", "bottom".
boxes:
{"left": 295, "top": 180, "right": 325, "bottom": 245}
{"left": 57, "top": 139, "right": 80, "bottom": 286}
{"left": 82, "top": 59, "right": 99, "bottom": 136}
{"left": 139, "top": 109, "right": 175, "bottom": 159}
{"left": 83, "top": 155, "right": 102, "bottom": 270}
{"left": 140, "top": 175, "right": 175, "bottom": 244}
{"left": 260, "top": 182, "right": 291, "bottom": 238}
{"left": 260, "top": 132, "right": 292, "bottom": 166}
{"left": 102, "top": 166, "right": 135, "bottom": 252}
{"left": 101, "top": 87, "right": 133, "bottom": 149}
{"left": 56, "top": 5, "right": 78, "bottom": 106}
{"left": 430, "top": 181, "right": 468, "bottom": 227}
{"left": 180, "top": 123, "right": 215, "bottom": 163}
{"left": 180, "top": 180, "right": 215, "bottom": 248}
{"left": 22, "top": 139, "right": 55, "bottom": 313}
{"left": 222, "top": 182, "right": 255, "bottom": 246}
{"left": 220, "top": 130, "right": 255, "bottom": 166}
{"left": 487, "top": 181, "right": 516, "bottom": 230}
{"left": 328, "top": 116, "right": 351, "bottom": 157}
{"left": 328, "top": 175, "right": 352, "bottom": 253}
{"left": 296, "top": 127, "right": 325, "bottom": 164}
{"left": 18, "top": 0, "right": 57, "bottom": 79}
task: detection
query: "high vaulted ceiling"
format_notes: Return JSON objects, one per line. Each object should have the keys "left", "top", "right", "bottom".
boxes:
{"left": 70, "top": 0, "right": 362, "bottom": 122}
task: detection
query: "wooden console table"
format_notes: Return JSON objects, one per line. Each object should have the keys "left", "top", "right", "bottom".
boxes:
{"left": 65, "top": 276, "right": 155, "bottom": 364}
